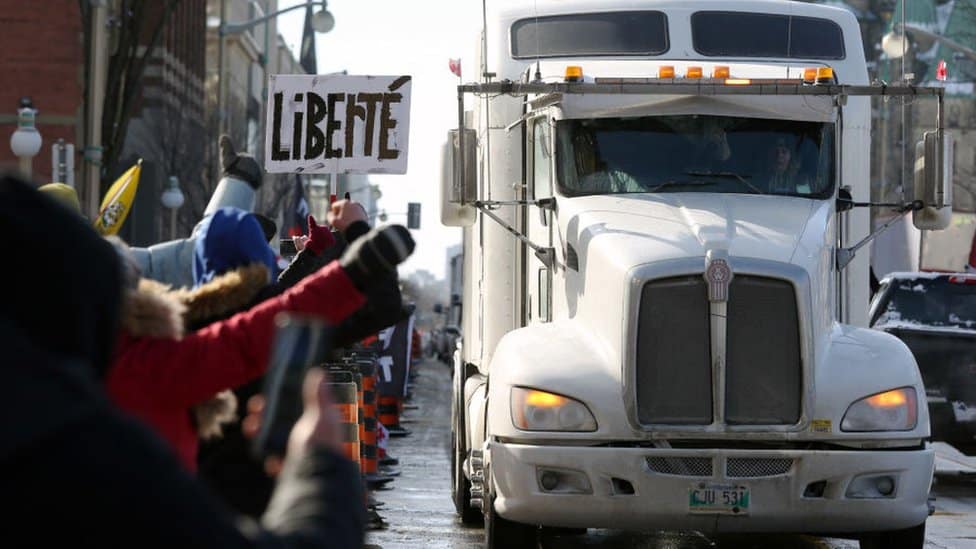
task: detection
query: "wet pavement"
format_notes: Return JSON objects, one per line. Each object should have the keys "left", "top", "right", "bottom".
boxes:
{"left": 366, "top": 359, "right": 976, "bottom": 549}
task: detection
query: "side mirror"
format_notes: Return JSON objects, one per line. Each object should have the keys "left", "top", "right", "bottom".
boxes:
{"left": 912, "top": 131, "right": 953, "bottom": 230}
{"left": 440, "top": 128, "right": 477, "bottom": 227}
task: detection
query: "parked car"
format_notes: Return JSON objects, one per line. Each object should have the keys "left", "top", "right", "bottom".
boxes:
{"left": 870, "top": 272, "right": 976, "bottom": 451}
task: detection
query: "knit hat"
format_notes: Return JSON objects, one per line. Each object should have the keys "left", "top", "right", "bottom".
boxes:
{"left": 38, "top": 183, "right": 81, "bottom": 214}
{"left": 193, "top": 207, "right": 277, "bottom": 287}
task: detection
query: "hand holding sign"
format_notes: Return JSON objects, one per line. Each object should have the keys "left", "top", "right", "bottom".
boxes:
{"left": 266, "top": 74, "right": 412, "bottom": 175}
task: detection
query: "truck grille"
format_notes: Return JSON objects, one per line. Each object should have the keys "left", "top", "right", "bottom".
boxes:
{"left": 635, "top": 275, "right": 801, "bottom": 426}
{"left": 635, "top": 276, "right": 712, "bottom": 425}
{"left": 725, "top": 277, "right": 802, "bottom": 425}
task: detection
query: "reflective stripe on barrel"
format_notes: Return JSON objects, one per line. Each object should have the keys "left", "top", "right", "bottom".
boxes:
{"left": 328, "top": 377, "right": 360, "bottom": 470}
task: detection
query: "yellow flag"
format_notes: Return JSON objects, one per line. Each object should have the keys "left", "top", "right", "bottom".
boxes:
{"left": 94, "top": 159, "right": 142, "bottom": 235}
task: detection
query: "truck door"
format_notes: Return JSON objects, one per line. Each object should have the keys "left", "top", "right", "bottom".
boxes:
{"left": 523, "top": 116, "right": 555, "bottom": 325}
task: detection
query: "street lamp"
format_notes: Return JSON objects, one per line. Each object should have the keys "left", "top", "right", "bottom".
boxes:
{"left": 161, "top": 175, "right": 184, "bottom": 239}
{"left": 10, "top": 97, "right": 42, "bottom": 180}
{"left": 213, "top": 0, "right": 335, "bottom": 136}
{"left": 885, "top": 23, "right": 976, "bottom": 63}
{"left": 881, "top": 30, "right": 909, "bottom": 60}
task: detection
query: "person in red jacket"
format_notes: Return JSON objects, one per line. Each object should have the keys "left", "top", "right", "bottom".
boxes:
{"left": 105, "top": 214, "right": 415, "bottom": 471}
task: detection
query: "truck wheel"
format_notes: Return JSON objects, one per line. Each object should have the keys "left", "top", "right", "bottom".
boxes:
{"left": 450, "top": 362, "right": 481, "bottom": 524}
{"left": 451, "top": 429, "right": 481, "bottom": 524}
{"left": 859, "top": 521, "right": 925, "bottom": 549}
{"left": 485, "top": 488, "right": 537, "bottom": 548}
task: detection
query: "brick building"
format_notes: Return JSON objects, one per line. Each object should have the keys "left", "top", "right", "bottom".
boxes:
{"left": 0, "top": 1, "right": 85, "bottom": 183}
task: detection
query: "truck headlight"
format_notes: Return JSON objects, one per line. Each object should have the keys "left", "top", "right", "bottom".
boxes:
{"left": 511, "top": 387, "right": 597, "bottom": 432}
{"left": 841, "top": 387, "right": 918, "bottom": 432}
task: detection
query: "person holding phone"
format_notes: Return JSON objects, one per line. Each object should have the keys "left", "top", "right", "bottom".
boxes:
{"left": 0, "top": 174, "right": 366, "bottom": 548}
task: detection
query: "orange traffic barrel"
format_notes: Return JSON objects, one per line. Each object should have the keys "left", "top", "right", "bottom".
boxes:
{"left": 377, "top": 395, "right": 399, "bottom": 428}
{"left": 327, "top": 371, "right": 360, "bottom": 470}
{"left": 360, "top": 362, "right": 378, "bottom": 475}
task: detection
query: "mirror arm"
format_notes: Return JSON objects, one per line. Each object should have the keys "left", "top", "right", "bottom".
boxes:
{"left": 474, "top": 201, "right": 558, "bottom": 269}
{"left": 837, "top": 199, "right": 923, "bottom": 212}
{"left": 835, "top": 201, "right": 924, "bottom": 270}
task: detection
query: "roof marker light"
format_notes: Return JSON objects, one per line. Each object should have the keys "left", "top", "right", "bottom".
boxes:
{"left": 816, "top": 67, "right": 835, "bottom": 84}
{"left": 658, "top": 65, "right": 675, "bottom": 78}
{"left": 803, "top": 68, "right": 818, "bottom": 83}
{"left": 713, "top": 66, "right": 730, "bottom": 78}
{"left": 686, "top": 66, "right": 703, "bottom": 79}
{"left": 564, "top": 65, "right": 583, "bottom": 82}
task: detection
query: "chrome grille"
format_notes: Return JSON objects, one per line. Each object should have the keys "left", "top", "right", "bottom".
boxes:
{"left": 726, "top": 457, "right": 794, "bottom": 478}
{"left": 635, "top": 276, "right": 712, "bottom": 424}
{"left": 647, "top": 457, "right": 713, "bottom": 477}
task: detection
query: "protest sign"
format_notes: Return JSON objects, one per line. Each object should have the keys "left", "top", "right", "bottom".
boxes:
{"left": 265, "top": 74, "right": 411, "bottom": 174}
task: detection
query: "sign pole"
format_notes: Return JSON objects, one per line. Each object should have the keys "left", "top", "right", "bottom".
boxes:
{"left": 330, "top": 165, "right": 338, "bottom": 205}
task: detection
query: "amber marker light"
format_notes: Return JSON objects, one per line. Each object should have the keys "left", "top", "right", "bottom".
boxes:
{"left": 658, "top": 65, "right": 675, "bottom": 78}
{"left": 713, "top": 65, "right": 730, "bottom": 78}
{"left": 686, "top": 66, "right": 703, "bottom": 79}
{"left": 803, "top": 68, "right": 818, "bottom": 83}
{"left": 525, "top": 389, "right": 568, "bottom": 408}
{"left": 816, "top": 67, "right": 835, "bottom": 84}
{"left": 866, "top": 389, "right": 909, "bottom": 408}
{"left": 565, "top": 65, "right": 583, "bottom": 82}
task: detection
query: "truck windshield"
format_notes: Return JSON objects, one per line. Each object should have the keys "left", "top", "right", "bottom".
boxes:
{"left": 555, "top": 115, "right": 835, "bottom": 198}
{"left": 875, "top": 277, "right": 976, "bottom": 330}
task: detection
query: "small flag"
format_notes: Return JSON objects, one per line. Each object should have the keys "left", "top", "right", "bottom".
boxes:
{"left": 448, "top": 58, "right": 461, "bottom": 78}
{"left": 936, "top": 59, "right": 948, "bottom": 81}
{"left": 94, "top": 159, "right": 142, "bottom": 235}
{"left": 281, "top": 175, "right": 310, "bottom": 238}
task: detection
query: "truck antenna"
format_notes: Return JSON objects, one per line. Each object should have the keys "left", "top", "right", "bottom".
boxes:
{"left": 481, "top": 0, "right": 489, "bottom": 81}
{"left": 534, "top": 0, "right": 541, "bottom": 81}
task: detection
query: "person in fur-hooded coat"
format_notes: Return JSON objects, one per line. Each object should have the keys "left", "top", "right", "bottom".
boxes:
{"left": 105, "top": 221, "right": 415, "bottom": 473}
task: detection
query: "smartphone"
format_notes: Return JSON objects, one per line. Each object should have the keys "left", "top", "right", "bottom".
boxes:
{"left": 280, "top": 238, "right": 298, "bottom": 258}
{"left": 253, "top": 313, "right": 332, "bottom": 459}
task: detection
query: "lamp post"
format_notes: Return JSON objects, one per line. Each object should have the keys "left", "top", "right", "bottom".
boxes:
{"left": 213, "top": 0, "right": 335, "bottom": 137}
{"left": 883, "top": 23, "right": 976, "bottom": 63}
{"left": 10, "top": 97, "right": 42, "bottom": 180}
{"left": 161, "top": 175, "right": 185, "bottom": 239}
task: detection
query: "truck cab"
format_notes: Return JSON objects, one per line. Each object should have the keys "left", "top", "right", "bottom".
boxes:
{"left": 441, "top": 2, "right": 952, "bottom": 547}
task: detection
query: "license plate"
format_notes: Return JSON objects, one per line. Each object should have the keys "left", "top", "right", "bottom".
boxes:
{"left": 688, "top": 483, "right": 750, "bottom": 515}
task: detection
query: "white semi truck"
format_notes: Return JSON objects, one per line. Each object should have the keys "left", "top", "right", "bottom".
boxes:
{"left": 440, "top": 1, "right": 953, "bottom": 547}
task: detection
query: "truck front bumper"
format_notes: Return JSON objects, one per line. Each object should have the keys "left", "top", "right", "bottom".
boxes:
{"left": 490, "top": 441, "right": 934, "bottom": 534}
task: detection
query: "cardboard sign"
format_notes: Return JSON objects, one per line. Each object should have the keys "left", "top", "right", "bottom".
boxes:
{"left": 265, "top": 74, "right": 411, "bottom": 174}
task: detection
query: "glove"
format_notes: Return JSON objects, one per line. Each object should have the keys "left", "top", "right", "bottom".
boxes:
{"left": 339, "top": 224, "right": 415, "bottom": 291}
{"left": 219, "top": 135, "right": 263, "bottom": 190}
{"left": 305, "top": 215, "right": 336, "bottom": 255}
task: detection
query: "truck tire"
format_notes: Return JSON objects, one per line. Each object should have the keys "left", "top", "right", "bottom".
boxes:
{"left": 451, "top": 429, "right": 481, "bottom": 524}
{"left": 858, "top": 521, "right": 925, "bottom": 549}
{"left": 451, "top": 362, "right": 481, "bottom": 524}
{"left": 485, "top": 482, "right": 537, "bottom": 548}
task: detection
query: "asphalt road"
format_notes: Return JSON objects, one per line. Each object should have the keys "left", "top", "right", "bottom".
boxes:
{"left": 366, "top": 359, "right": 976, "bottom": 549}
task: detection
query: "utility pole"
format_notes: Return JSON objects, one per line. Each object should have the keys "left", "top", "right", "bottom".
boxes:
{"left": 85, "top": 0, "right": 109, "bottom": 220}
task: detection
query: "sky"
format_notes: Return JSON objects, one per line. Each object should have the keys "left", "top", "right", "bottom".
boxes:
{"left": 275, "top": 0, "right": 483, "bottom": 280}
